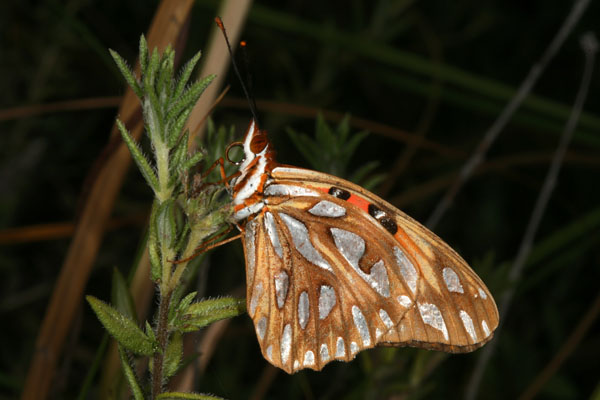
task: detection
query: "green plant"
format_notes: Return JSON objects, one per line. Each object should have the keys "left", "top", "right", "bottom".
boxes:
{"left": 86, "top": 36, "right": 245, "bottom": 400}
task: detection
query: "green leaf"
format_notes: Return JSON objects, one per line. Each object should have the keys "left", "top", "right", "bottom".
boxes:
{"left": 138, "top": 35, "right": 148, "bottom": 73}
{"left": 109, "top": 49, "right": 143, "bottom": 98}
{"left": 146, "top": 47, "right": 160, "bottom": 88}
{"left": 166, "top": 74, "right": 215, "bottom": 124}
{"left": 157, "top": 45, "right": 175, "bottom": 100}
{"left": 116, "top": 119, "right": 159, "bottom": 192}
{"left": 178, "top": 292, "right": 197, "bottom": 314}
{"left": 181, "top": 150, "right": 205, "bottom": 171}
{"left": 315, "top": 113, "right": 337, "bottom": 153}
{"left": 168, "top": 107, "right": 192, "bottom": 148}
{"left": 164, "top": 332, "right": 183, "bottom": 379}
{"left": 170, "top": 130, "right": 189, "bottom": 173}
{"left": 340, "top": 130, "right": 369, "bottom": 168}
{"left": 168, "top": 291, "right": 196, "bottom": 327}
{"left": 173, "top": 50, "right": 203, "bottom": 101}
{"left": 111, "top": 267, "right": 137, "bottom": 321}
{"left": 148, "top": 240, "right": 162, "bottom": 282}
{"left": 118, "top": 346, "right": 144, "bottom": 400}
{"left": 172, "top": 222, "right": 190, "bottom": 255}
{"left": 176, "top": 297, "right": 246, "bottom": 332}
{"left": 156, "top": 199, "right": 177, "bottom": 248}
{"left": 157, "top": 392, "right": 225, "bottom": 400}
{"left": 86, "top": 296, "right": 155, "bottom": 356}
{"left": 143, "top": 88, "right": 164, "bottom": 142}
{"left": 145, "top": 321, "right": 157, "bottom": 343}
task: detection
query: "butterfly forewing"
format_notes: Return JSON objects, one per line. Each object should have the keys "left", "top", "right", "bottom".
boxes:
{"left": 234, "top": 121, "right": 498, "bottom": 373}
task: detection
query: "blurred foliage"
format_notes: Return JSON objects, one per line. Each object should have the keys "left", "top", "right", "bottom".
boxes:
{"left": 1, "top": 0, "right": 599, "bottom": 399}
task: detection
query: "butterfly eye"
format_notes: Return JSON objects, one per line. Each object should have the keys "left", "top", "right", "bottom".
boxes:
{"left": 226, "top": 141, "right": 245, "bottom": 165}
{"left": 250, "top": 133, "right": 269, "bottom": 154}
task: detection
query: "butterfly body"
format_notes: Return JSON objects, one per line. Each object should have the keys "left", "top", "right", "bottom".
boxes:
{"left": 230, "top": 120, "right": 499, "bottom": 373}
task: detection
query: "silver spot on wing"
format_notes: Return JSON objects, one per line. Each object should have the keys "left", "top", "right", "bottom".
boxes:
{"left": 249, "top": 282, "right": 263, "bottom": 317}
{"left": 308, "top": 200, "right": 346, "bottom": 218}
{"left": 330, "top": 228, "right": 391, "bottom": 297}
{"left": 418, "top": 303, "right": 449, "bottom": 341}
{"left": 397, "top": 295, "right": 412, "bottom": 308}
{"left": 394, "top": 247, "right": 418, "bottom": 294}
{"left": 298, "top": 291, "right": 310, "bottom": 329}
{"left": 443, "top": 267, "right": 464, "bottom": 293}
{"left": 482, "top": 320, "right": 491, "bottom": 337}
{"left": 320, "top": 343, "right": 330, "bottom": 362}
{"left": 280, "top": 213, "right": 333, "bottom": 272}
{"left": 352, "top": 305, "right": 371, "bottom": 346}
{"left": 281, "top": 324, "right": 292, "bottom": 365}
{"left": 350, "top": 342, "right": 359, "bottom": 355}
{"left": 264, "top": 212, "right": 283, "bottom": 258}
{"left": 478, "top": 288, "right": 488, "bottom": 299}
{"left": 274, "top": 270, "right": 289, "bottom": 309}
{"left": 335, "top": 337, "right": 345, "bottom": 358}
{"left": 318, "top": 285, "right": 336, "bottom": 319}
{"left": 378, "top": 309, "right": 394, "bottom": 329}
{"left": 459, "top": 310, "right": 477, "bottom": 342}
{"left": 256, "top": 317, "right": 267, "bottom": 340}
{"left": 233, "top": 201, "right": 264, "bottom": 221}
{"left": 244, "top": 219, "right": 257, "bottom": 284}
{"left": 266, "top": 345, "right": 273, "bottom": 361}
{"left": 303, "top": 350, "right": 315, "bottom": 366}
{"left": 264, "top": 184, "right": 320, "bottom": 197}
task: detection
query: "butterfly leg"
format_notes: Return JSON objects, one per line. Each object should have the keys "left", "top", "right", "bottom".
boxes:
{"left": 172, "top": 225, "right": 242, "bottom": 264}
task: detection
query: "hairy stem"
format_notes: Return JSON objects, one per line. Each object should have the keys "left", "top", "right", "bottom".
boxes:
{"left": 151, "top": 289, "right": 172, "bottom": 399}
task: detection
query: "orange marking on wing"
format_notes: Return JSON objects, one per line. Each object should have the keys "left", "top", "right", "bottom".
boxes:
{"left": 393, "top": 225, "right": 428, "bottom": 264}
{"left": 346, "top": 194, "right": 370, "bottom": 213}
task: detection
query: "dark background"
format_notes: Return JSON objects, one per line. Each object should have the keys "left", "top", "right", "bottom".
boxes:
{"left": 1, "top": 0, "right": 599, "bottom": 399}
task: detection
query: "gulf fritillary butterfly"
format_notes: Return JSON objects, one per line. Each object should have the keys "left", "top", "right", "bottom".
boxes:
{"left": 228, "top": 119, "right": 499, "bottom": 374}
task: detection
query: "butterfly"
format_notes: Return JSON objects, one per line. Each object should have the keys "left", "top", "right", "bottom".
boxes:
{"left": 227, "top": 119, "right": 499, "bottom": 374}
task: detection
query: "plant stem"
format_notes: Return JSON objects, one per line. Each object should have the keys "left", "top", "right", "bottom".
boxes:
{"left": 155, "top": 138, "right": 172, "bottom": 202}
{"left": 152, "top": 289, "right": 172, "bottom": 399}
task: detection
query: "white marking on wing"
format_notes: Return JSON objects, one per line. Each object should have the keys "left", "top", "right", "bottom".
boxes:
{"left": 443, "top": 267, "right": 464, "bottom": 293}
{"left": 264, "top": 212, "right": 283, "bottom": 258}
{"left": 298, "top": 291, "right": 310, "bottom": 329}
{"left": 394, "top": 247, "right": 418, "bottom": 294}
{"left": 320, "top": 343, "right": 330, "bottom": 362}
{"left": 335, "top": 337, "right": 345, "bottom": 358}
{"left": 397, "top": 295, "right": 412, "bottom": 308}
{"left": 308, "top": 200, "right": 346, "bottom": 217}
{"left": 318, "top": 285, "right": 336, "bottom": 319}
{"left": 280, "top": 324, "right": 292, "bottom": 365}
{"left": 331, "top": 228, "right": 390, "bottom": 297}
{"left": 280, "top": 213, "right": 333, "bottom": 272}
{"left": 264, "top": 184, "right": 319, "bottom": 197}
{"left": 274, "top": 270, "right": 289, "bottom": 309}
{"left": 459, "top": 310, "right": 477, "bottom": 342}
{"left": 303, "top": 350, "right": 315, "bottom": 366}
{"left": 249, "top": 282, "right": 263, "bottom": 317}
{"left": 352, "top": 306, "right": 371, "bottom": 346}
{"left": 418, "top": 302, "right": 449, "bottom": 341}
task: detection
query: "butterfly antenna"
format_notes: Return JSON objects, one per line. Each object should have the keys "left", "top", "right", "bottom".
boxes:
{"left": 238, "top": 40, "right": 259, "bottom": 120}
{"left": 215, "top": 17, "right": 260, "bottom": 126}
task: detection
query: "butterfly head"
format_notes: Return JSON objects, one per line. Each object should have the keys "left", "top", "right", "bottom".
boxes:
{"left": 230, "top": 119, "right": 276, "bottom": 213}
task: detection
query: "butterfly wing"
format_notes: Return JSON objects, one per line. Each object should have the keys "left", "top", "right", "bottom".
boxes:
{"left": 240, "top": 166, "right": 499, "bottom": 373}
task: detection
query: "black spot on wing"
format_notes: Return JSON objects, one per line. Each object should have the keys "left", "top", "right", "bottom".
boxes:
{"left": 328, "top": 186, "right": 351, "bottom": 200}
{"left": 368, "top": 204, "right": 398, "bottom": 235}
